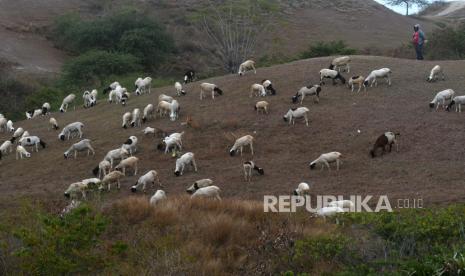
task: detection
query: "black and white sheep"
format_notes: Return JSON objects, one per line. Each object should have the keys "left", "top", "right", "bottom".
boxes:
{"left": 25, "top": 109, "right": 42, "bottom": 119}
{"left": 293, "top": 182, "right": 312, "bottom": 196}
{"left": 283, "top": 107, "right": 310, "bottom": 126}
{"left": 243, "top": 161, "right": 264, "bottom": 182}
{"left": 309, "top": 152, "right": 342, "bottom": 171}
{"left": 292, "top": 85, "right": 322, "bottom": 104}
{"left": 135, "top": 77, "right": 152, "bottom": 95}
{"left": 186, "top": 179, "right": 213, "bottom": 194}
{"left": 103, "top": 81, "right": 120, "bottom": 94}
{"left": 262, "top": 79, "right": 276, "bottom": 95}
{"left": 83, "top": 91, "right": 96, "bottom": 108}
{"left": 19, "top": 136, "right": 46, "bottom": 152}
{"left": 175, "top": 82, "right": 186, "bottom": 96}
{"left": 370, "top": 132, "right": 399, "bottom": 158}
{"left": 64, "top": 139, "right": 95, "bottom": 159}
{"left": 41, "top": 102, "right": 51, "bottom": 115}
{"left": 229, "top": 135, "right": 254, "bottom": 156}
{"left": 319, "top": 69, "right": 346, "bottom": 85}
{"left": 446, "top": 96, "right": 465, "bottom": 112}
{"left": 131, "top": 170, "right": 161, "bottom": 193}
{"left": 58, "top": 122, "right": 84, "bottom": 141}
{"left": 200, "top": 83, "right": 223, "bottom": 100}
{"left": 10, "top": 127, "right": 25, "bottom": 143}
{"left": 174, "top": 152, "right": 197, "bottom": 176}
{"left": 429, "top": 89, "right": 455, "bottom": 110}
{"left": 122, "top": 136, "right": 138, "bottom": 155}
{"left": 184, "top": 70, "right": 195, "bottom": 84}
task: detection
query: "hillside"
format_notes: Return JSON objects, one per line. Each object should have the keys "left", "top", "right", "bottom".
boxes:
{"left": 2, "top": 56, "right": 465, "bottom": 210}
{"left": 0, "top": 0, "right": 435, "bottom": 75}
{"left": 421, "top": 1, "right": 465, "bottom": 19}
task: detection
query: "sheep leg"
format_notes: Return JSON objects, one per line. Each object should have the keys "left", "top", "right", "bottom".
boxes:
{"left": 240, "top": 146, "right": 243, "bottom": 156}
{"left": 336, "top": 159, "right": 340, "bottom": 171}
{"left": 117, "top": 179, "right": 121, "bottom": 190}
{"left": 252, "top": 65, "right": 256, "bottom": 74}
{"left": 192, "top": 159, "right": 198, "bottom": 172}
{"left": 89, "top": 146, "right": 95, "bottom": 156}
{"left": 301, "top": 94, "right": 305, "bottom": 104}
{"left": 75, "top": 150, "right": 78, "bottom": 159}
{"left": 200, "top": 89, "right": 204, "bottom": 100}
{"left": 216, "top": 194, "right": 222, "bottom": 201}
{"left": 134, "top": 164, "right": 138, "bottom": 175}
{"left": 212, "top": 90, "right": 215, "bottom": 100}
{"left": 250, "top": 143, "right": 254, "bottom": 155}
{"left": 81, "top": 190, "right": 87, "bottom": 200}
{"left": 156, "top": 176, "right": 162, "bottom": 187}
{"left": 324, "top": 161, "right": 331, "bottom": 171}
{"left": 347, "top": 64, "right": 350, "bottom": 73}
{"left": 244, "top": 167, "right": 248, "bottom": 181}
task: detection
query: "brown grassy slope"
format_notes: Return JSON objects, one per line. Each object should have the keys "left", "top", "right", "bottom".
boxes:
{"left": 1, "top": 56, "right": 465, "bottom": 208}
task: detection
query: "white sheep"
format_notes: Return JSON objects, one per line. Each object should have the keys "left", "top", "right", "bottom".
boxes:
{"left": 19, "top": 136, "right": 46, "bottom": 152}
{"left": 191, "top": 186, "right": 221, "bottom": 200}
{"left": 49, "top": 117, "right": 59, "bottom": 130}
{"left": 427, "top": 65, "right": 445, "bottom": 82}
{"left": 135, "top": 77, "right": 152, "bottom": 95}
{"left": 329, "top": 56, "right": 351, "bottom": 73}
{"left": 21, "top": 130, "right": 30, "bottom": 139}
{"left": 316, "top": 206, "right": 344, "bottom": 217}
{"left": 115, "top": 156, "right": 139, "bottom": 176}
{"left": 348, "top": 75, "right": 366, "bottom": 93}
{"left": 130, "top": 108, "right": 141, "bottom": 128}
{"left": 169, "top": 100, "right": 180, "bottom": 121}
{"left": 131, "top": 170, "right": 161, "bottom": 193}
{"left": 309, "top": 152, "right": 342, "bottom": 171}
{"left": 158, "top": 94, "right": 174, "bottom": 103}
{"left": 243, "top": 161, "right": 264, "bottom": 182}
{"left": 92, "top": 160, "right": 111, "bottom": 179}
{"left": 122, "top": 112, "right": 132, "bottom": 129}
{"left": 10, "top": 127, "right": 24, "bottom": 143}
{"left": 292, "top": 85, "right": 322, "bottom": 104}
{"left": 0, "top": 140, "right": 13, "bottom": 160}
{"left": 319, "top": 69, "right": 346, "bottom": 85}
{"left": 16, "top": 145, "right": 31, "bottom": 159}
{"left": 143, "top": 127, "right": 155, "bottom": 136}
{"left": 41, "top": 102, "right": 51, "bottom": 115}
{"left": 293, "top": 182, "right": 312, "bottom": 196}
{"left": 370, "top": 132, "right": 400, "bottom": 158}
{"left": 64, "top": 139, "right": 95, "bottom": 159}
{"left": 328, "top": 200, "right": 354, "bottom": 210}
{"left": 174, "top": 152, "right": 197, "bottom": 176}
{"left": 142, "top": 127, "right": 167, "bottom": 137}
{"left": 157, "top": 101, "right": 171, "bottom": 118}
{"left": 0, "top": 117, "right": 6, "bottom": 132}
{"left": 25, "top": 109, "right": 42, "bottom": 119}
{"left": 100, "top": 171, "right": 125, "bottom": 191}
{"left": 6, "top": 120, "right": 14, "bottom": 132}
{"left": 238, "top": 60, "right": 256, "bottom": 76}
{"left": 91, "top": 89, "right": 98, "bottom": 100}
{"left": 103, "top": 81, "right": 120, "bottom": 94}
{"left": 283, "top": 107, "right": 310, "bottom": 126}
{"left": 142, "top": 104, "right": 155, "bottom": 123}
{"left": 58, "top": 122, "right": 84, "bottom": 141}
{"left": 150, "top": 190, "right": 167, "bottom": 206}
{"left": 174, "top": 81, "right": 186, "bottom": 96}
{"left": 262, "top": 79, "right": 276, "bottom": 95}
{"left": 59, "top": 94, "right": 76, "bottom": 112}
{"left": 229, "top": 135, "right": 254, "bottom": 156}
{"left": 255, "top": 101, "right": 269, "bottom": 114}
{"left": 103, "top": 148, "right": 129, "bottom": 168}
{"left": 186, "top": 179, "right": 213, "bottom": 194}
{"left": 364, "top": 68, "right": 392, "bottom": 87}
{"left": 429, "top": 89, "right": 455, "bottom": 110}
{"left": 446, "top": 96, "right": 465, "bottom": 112}
{"left": 157, "top": 132, "right": 184, "bottom": 154}
{"left": 82, "top": 91, "right": 96, "bottom": 108}
{"left": 122, "top": 136, "right": 138, "bottom": 155}
{"left": 200, "top": 83, "right": 223, "bottom": 100}
{"left": 250, "top": 83, "right": 266, "bottom": 97}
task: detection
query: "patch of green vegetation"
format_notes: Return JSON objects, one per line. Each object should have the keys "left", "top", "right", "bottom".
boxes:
{"left": 300, "top": 40, "right": 357, "bottom": 59}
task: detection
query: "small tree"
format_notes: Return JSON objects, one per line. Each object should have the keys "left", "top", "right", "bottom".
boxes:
{"left": 385, "top": 0, "right": 428, "bottom": 15}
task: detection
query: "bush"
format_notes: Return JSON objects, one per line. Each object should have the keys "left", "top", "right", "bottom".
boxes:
{"left": 300, "top": 40, "right": 356, "bottom": 59}
{"left": 427, "top": 24, "right": 465, "bottom": 60}
{"left": 62, "top": 50, "right": 142, "bottom": 87}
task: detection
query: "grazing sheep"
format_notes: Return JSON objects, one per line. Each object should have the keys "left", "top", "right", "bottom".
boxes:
{"left": 169, "top": 100, "right": 180, "bottom": 121}
{"left": 158, "top": 94, "right": 174, "bottom": 103}
{"left": 262, "top": 79, "right": 276, "bottom": 95}
{"left": 292, "top": 85, "right": 322, "bottom": 104}
{"left": 103, "top": 81, "right": 120, "bottom": 94}
{"left": 319, "top": 69, "right": 346, "bottom": 85}
{"left": 25, "top": 109, "right": 42, "bottom": 119}
{"left": 122, "top": 112, "right": 132, "bottom": 129}
{"left": 59, "top": 94, "right": 76, "bottom": 112}
{"left": 184, "top": 70, "right": 195, "bottom": 84}
{"left": 370, "top": 132, "right": 399, "bottom": 158}
{"left": 250, "top": 83, "right": 266, "bottom": 97}
{"left": 102, "top": 148, "right": 129, "bottom": 168}
{"left": 41, "top": 102, "right": 51, "bottom": 115}
{"left": 10, "top": 127, "right": 24, "bottom": 143}
{"left": 255, "top": 101, "right": 269, "bottom": 114}
{"left": 238, "top": 60, "right": 256, "bottom": 76}
{"left": 243, "top": 161, "right": 264, "bottom": 182}
{"left": 130, "top": 108, "right": 141, "bottom": 127}
{"left": 142, "top": 104, "right": 155, "bottom": 123}
{"left": 49, "top": 117, "right": 59, "bottom": 130}
{"left": 122, "top": 136, "right": 138, "bottom": 155}
{"left": 316, "top": 206, "right": 344, "bottom": 217}
{"left": 283, "top": 107, "right": 310, "bottom": 126}
{"left": 348, "top": 75, "right": 366, "bottom": 93}
{"left": 120, "top": 91, "right": 131, "bottom": 106}
{"left": 90, "top": 89, "right": 98, "bottom": 100}
{"left": 329, "top": 56, "right": 351, "bottom": 73}
{"left": 16, "top": 145, "right": 31, "bottom": 159}
{"left": 309, "top": 152, "right": 342, "bottom": 171}
{"left": 135, "top": 77, "right": 152, "bottom": 95}
{"left": 142, "top": 127, "right": 167, "bottom": 137}
{"left": 328, "top": 200, "right": 354, "bottom": 210}
{"left": 429, "top": 89, "right": 455, "bottom": 110}
{"left": 0, "top": 117, "right": 6, "bottom": 132}
{"left": 200, "top": 83, "right": 223, "bottom": 100}
{"left": 427, "top": 65, "right": 445, "bottom": 82}
{"left": 100, "top": 171, "right": 125, "bottom": 191}
{"left": 293, "top": 182, "right": 311, "bottom": 196}
{"left": 82, "top": 91, "right": 96, "bottom": 108}
{"left": 157, "top": 132, "right": 184, "bottom": 154}
{"left": 64, "top": 178, "right": 100, "bottom": 200}
{"left": 115, "top": 156, "right": 139, "bottom": 176}
{"left": 150, "top": 190, "right": 167, "bottom": 206}
{"left": 446, "top": 96, "right": 465, "bottom": 112}
{"left": 174, "top": 152, "right": 197, "bottom": 176}
{"left": 92, "top": 160, "right": 111, "bottom": 179}
{"left": 64, "top": 139, "right": 95, "bottom": 159}
{"left": 6, "top": 120, "right": 14, "bottom": 132}
{"left": 175, "top": 81, "right": 186, "bottom": 96}
{"left": 58, "top": 122, "right": 84, "bottom": 141}
{"left": 191, "top": 186, "right": 221, "bottom": 200}
{"left": 21, "top": 130, "right": 30, "bottom": 139}
{"left": 0, "top": 140, "right": 13, "bottom": 160}
{"left": 131, "top": 170, "right": 161, "bottom": 193}
{"left": 157, "top": 101, "right": 172, "bottom": 118}
{"left": 19, "top": 136, "right": 46, "bottom": 152}
{"left": 363, "top": 68, "right": 392, "bottom": 88}
{"left": 186, "top": 179, "right": 213, "bottom": 194}
{"left": 230, "top": 135, "right": 254, "bottom": 156}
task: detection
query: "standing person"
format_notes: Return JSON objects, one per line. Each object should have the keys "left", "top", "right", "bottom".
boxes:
{"left": 412, "top": 24, "right": 425, "bottom": 60}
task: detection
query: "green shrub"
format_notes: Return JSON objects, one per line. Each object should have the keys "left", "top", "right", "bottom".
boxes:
{"left": 300, "top": 40, "right": 356, "bottom": 59}
{"left": 427, "top": 24, "right": 465, "bottom": 60}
